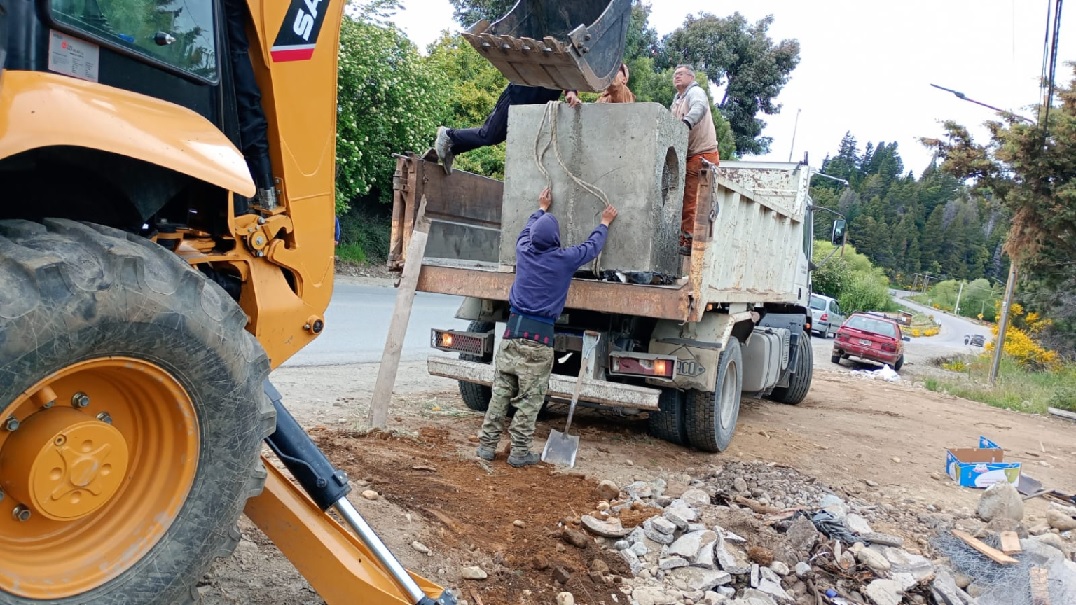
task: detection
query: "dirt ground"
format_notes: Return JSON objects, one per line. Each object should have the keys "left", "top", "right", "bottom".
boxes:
{"left": 198, "top": 357, "right": 1076, "bottom": 605}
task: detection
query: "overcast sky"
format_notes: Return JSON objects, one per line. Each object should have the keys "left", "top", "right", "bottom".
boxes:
{"left": 390, "top": 0, "right": 1075, "bottom": 177}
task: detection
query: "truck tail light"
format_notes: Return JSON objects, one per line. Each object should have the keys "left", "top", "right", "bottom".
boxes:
{"left": 654, "top": 359, "right": 669, "bottom": 377}
{"left": 609, "top": 353, "right": 676, "bottom": 379}
{"left": 431, "top": 329, "right": 493, "bottom": 356}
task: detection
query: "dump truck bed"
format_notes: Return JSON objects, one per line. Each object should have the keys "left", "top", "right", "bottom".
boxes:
{"left": 390, "top": 154, "right": 812, "bottom": 322}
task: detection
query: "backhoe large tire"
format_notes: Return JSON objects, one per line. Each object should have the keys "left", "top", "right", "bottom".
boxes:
{"left": 458, "top": 321, "right": 495, "bottom": 412}
{"left": 647, "top": 387, "right": 687, "bottom": 445}
{"left": 769, "top": 331, "right": 813, "bottom": 405}
{"left": 0, "top": 219, "right": 275, "bottom": 604}
{"left": 685, "top": 339, "right": 743, "bottom": 452}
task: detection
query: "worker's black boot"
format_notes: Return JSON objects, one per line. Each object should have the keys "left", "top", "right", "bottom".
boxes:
{"left": 507, "top": 451, "right": 540, "bottom": 468}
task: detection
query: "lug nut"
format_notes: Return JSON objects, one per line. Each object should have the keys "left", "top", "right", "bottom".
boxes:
{"left": 12, "top": 505, "right": 31, "bottom": 522}
{"left": 72, "top": 392, "right": 90, "bottom": 408}
{"left": 96, "top": 412, "right": 113, "bottom": 425}
{"left": 3, "top": 417, "right": 18, "bottom": 432}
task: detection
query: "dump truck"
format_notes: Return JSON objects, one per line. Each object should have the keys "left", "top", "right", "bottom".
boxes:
{"left": 392, "top": 102, "right": 828, "bottom": 453}
{"left": 0, "top": 0, "right": 634, "bottom": 603}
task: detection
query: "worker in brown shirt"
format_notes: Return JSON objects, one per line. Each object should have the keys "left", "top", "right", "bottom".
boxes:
{"left": 596, "top": 63, "right": 635, "bottom": 104}
{"left": 671, "top": 64, "right": 720, "bottom": 255}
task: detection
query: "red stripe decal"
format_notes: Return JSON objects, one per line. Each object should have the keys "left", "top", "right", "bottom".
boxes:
{"left": 271, "top": 46, "right": 315, "bottom": 62}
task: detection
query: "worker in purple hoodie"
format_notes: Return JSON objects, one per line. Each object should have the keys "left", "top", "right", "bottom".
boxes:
{"left": 477, "top": 186, "right": 618, "bottom": 467}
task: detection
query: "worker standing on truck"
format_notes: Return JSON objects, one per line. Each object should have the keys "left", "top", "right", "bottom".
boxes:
{"left": 476, "top": 187, "right": 618, "bottom": 467}
{"left": 671, "top": 64, "right": 720, "bottom": 255}
{"left": 434, "top": 85, "right": 582, "bottom": 174}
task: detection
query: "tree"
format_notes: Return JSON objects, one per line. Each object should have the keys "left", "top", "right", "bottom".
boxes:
{"left": 661, "top": 12, "right": 800, "bottom": 155}
{"left": 927, "top": 80, "right": 1076, "bottom": 268}
{"left": 447, "top": 0, "right": 512, "bottom": 26}
{"left": 336, "top": 19, "right": 450, "bottom": 206}
{"left": 925, "top": 64, "right": 1076, "bottom": 357}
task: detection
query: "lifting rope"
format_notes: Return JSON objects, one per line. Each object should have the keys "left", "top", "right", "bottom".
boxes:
{"left": 532, "top": 101, "right": 611, "bottom": 274}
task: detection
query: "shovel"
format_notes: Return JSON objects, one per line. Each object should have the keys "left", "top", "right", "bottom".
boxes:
{"left": 542, "top": 332, "right": 598, "bottom": 467}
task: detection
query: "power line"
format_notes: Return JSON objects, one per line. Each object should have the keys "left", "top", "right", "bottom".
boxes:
{"left": 928, "top": 84, "right": 1034, "bottom": 123}
{"left": 1041, "top": 0, "right": 1064, "bottom": 137}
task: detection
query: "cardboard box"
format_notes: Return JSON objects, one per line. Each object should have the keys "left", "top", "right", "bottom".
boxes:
{"left": 945, "top": 436, "right": 1022, "bottom": 488}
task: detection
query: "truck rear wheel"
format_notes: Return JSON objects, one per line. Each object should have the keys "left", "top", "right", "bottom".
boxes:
{"left": 458, "top": 321, "right": 495, "bottom": 412}
{"left": 647, "top": 387, "right": 687, "bottom": 445}
{"left": 0, "top": 219, "right": 274, "bottom": 604}
{"left": 769, "top": 331, "right": 813, "bottom": 405}
{"left": 685, "top": 339, "right": 743, "bottom": 452}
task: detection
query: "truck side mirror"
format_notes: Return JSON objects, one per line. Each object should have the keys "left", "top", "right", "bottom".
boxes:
{"left": 831, "top": 219, "right": 847, "bottom": 245}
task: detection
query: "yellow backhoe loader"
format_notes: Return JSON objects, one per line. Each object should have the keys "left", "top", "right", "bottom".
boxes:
{"left": 0, "top": 0, "right": 629, "bottom": 602}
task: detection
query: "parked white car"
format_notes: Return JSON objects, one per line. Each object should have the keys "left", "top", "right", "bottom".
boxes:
{"left": 809, "top": 293, "right": 845, "bottom": 338}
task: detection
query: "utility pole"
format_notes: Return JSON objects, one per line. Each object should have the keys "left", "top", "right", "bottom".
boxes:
{"left": 989, "top": 262, "right": 1018, "bottom": 385}
{"left": 954, "top": 280, "right": 965, "bottom": 315}
{"left": 788, "top": 108, "right": 802, "bottom": 162}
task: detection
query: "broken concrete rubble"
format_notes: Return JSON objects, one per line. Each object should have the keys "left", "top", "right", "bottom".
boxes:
{"left": 580, "top": 514, "right": 631, "bottom": 538}
{"left": 1047, "top": 507, "right": 1076, "bottom": 531}
{"left": 585, "top": 460, "right": 1076, "bottom": 605}
{"left": 976, "top": 481, "right": 1024, "bottom": 522}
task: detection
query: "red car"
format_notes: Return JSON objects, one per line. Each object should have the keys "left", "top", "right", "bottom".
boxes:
{"left": 832, "top": 313, "right": 910, "bottom": 371}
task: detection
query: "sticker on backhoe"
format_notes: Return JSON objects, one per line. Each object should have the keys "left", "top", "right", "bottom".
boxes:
{"left": 271, "top": 0, "right": 329, "bottom": 61}
{"left": 48, "top": 30, "right": 99, "bottom": 82}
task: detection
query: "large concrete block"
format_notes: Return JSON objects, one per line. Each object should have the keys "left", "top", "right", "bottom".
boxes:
{"left": 499, "top": 103, "right": 687, "bottom": 278}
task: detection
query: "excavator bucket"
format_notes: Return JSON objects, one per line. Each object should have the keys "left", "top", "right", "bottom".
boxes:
{"left": 462, "top": 0, "right": 633, "bottom": 92}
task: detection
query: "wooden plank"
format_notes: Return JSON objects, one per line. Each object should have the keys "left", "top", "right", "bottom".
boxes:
{"left": 999, "top": 530, "right": 1022, "bottom": 555}
{"left": 950, "top": 529, "right": 1019, "bottom": 565}
{"left": 1048, "top": 407, "right": 1076, "bottom": 421}
{"left": 1030, "top": 566, "right": 1051, "bottom": 605}
{"left": 428, "top": 356, "right": 661, "bottom": 410}
{"left": 368, "top": 197, "right": 429, "bottom": 430}
{"left": 416, "top": 264, "right": 692, "bottom": 321}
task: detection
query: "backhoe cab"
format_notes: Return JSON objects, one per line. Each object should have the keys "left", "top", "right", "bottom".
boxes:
{"left": 0, "top": 0, "right": 628, "bottom": 602}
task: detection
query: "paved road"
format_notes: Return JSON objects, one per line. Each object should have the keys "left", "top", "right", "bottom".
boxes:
{"left": 892, "top": 290, "right": 991, "bottom": 346}
{"left": 283, "top": 281, "right": 468, "bottom": 367}
{"left": 810, "top": 291, "right": 994, "bottom": 370}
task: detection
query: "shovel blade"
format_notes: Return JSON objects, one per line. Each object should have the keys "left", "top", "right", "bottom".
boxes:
{"left": 541, "top": 429, "right": 580, "bottom": 467}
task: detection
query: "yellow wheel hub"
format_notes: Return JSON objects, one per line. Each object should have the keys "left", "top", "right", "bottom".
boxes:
{"left": 0, "top": 357, "right": 199, "bottom": 599}
{"left": 3, "top": 408, "right": 130, "bottom": 521}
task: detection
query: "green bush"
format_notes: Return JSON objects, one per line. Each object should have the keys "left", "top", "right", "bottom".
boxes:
{"left": 337, "top": 207, "right": 391, "bottom": 264}
{"left": 1048, "top": 386, "right": 1076, "bottom": 412}
{"left": 912, "top": 278, "right": 999, "bottom": 321}
{"left": 812, "top": 241, "right": 895, "bottom": 313}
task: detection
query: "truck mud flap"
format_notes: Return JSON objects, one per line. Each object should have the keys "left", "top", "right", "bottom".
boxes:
{"left": 428, "top": 355, "right": 660, "bottom": 410}
{"left": 462, "top": 0, "right": 632, "bottom": 92}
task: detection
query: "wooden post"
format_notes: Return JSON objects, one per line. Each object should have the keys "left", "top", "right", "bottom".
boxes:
{"left": 989, "top": 262, "right": 1018, "bottom": 385}
{"left": 367, "top": 197, "right": 429, "bottom": 430}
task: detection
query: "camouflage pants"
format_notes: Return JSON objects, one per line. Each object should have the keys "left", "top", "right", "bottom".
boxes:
{"left": 478, "top": 338, "right": 554, "bottom": 456}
